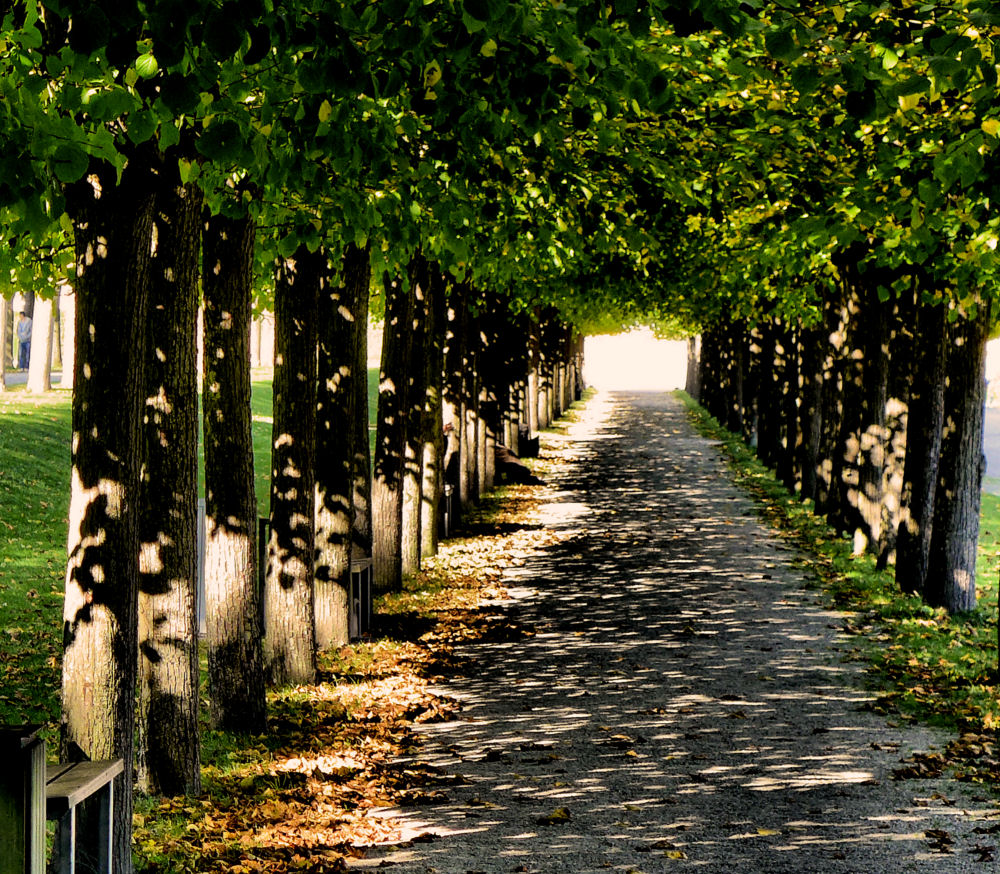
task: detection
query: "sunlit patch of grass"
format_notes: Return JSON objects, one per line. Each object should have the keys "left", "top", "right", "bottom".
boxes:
{"left": 0, "top": 392, "right": 72, "bottom": 733}
{"left": 678, "top": 391, "right": 999, "bottom": 786}
{"left": 540, "top": 387, "right": 597, "bottom": 435}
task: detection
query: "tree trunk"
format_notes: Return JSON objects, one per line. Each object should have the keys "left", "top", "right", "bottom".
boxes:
{"left": 0, "top": 295, "right": 7, "bottom": 391}
{"left": 60, "top": 285, "right": 75, "bottom": 392}
{"left": 314, "top": 244, "right": 366, "bottom": 651}
{"left": 60, "top": 155, "right": 156, "bottom": 874}
{"left": 925, "top": 300, "right": 991, "bottom": 613}
{"left": 461, "top": 350, "right": 480, "bottom": 509}
{"left": 797, "top": 323, "right": 824, "bottom": 503}
{"left": 827, "top": 287, "right": 866, "bottom": 537}
{"left": 25, "top": 296, "right": 53, "bottom": 393}
{"left": 264, "top": 246, "right": 320, "bottom": 687}
{"left": 419, "top": 268, "right": 445, "bottom": 558}
{"left": 852, "top": 284, "right": 889, "bottom": 555}
{"left": 250, "top": 318, "right": 262, "bottom": 368}
{"left": 814, "top": 294, "right": 849, "bottom": 519}
{"left": 401, "top": 258, "right": 431, "bottom": 576}
{"left": 477, "top": 386, "right": 490, "bottom": 495}
{"left": 137, "top": 179, "right": 202, "bottom": 797}
{"left": 895, "top": 301, "right": 947, "bottom": 594}
{"left": 202, "top": 212, "right": 267, "bottom": 732}
{"left": 372, "top": 273, "right": 411, "bottom": 594}
{"left": 776, "top": 321, "right": 800, "bottom": 490}
{"left": 755, "top": 321, "right": 782, "bottom": 468}
{"left": 442, "top": 290, "right": 464, "bottom": 526}
{"left": 349, "top": 247, "right": 374, "bottom": 562}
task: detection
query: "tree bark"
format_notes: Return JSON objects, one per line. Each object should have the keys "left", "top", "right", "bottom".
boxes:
{"left": 442, "top": 290, "right": 464, "bottom": 526}
{"left": 202, "top": 211, "right": 267, "bottom": 731}
{"left": 814, "top": 293, "right": 849, "bottom": 520}
{"left": 60, "top": 285, "right": 75, "bottom": 392}
{"left": 137, "top": 178, "right": 202, "bottom": 797}
{"left": 0, "top": 295, "right": 7, "bottom": 391}
{"left": 419, "top": 268, "right": 445, "bottom": 558}
{"left": 796, "top": 322, "right": 824, "bottom": 503}
{"left": 314, "top": 244, "right": 366, "bottom": 650}
{"left": 348, "top": 247, "right": 374, "bottom": 562}
{"left": 461, "top": 345, "right": 480, "bottom": 509}
{"left": 895, "top": 301, "right": 946, "bottom": 594}
{"left": 60, "top": 155, "right": 156, "bottom": 874}
{"left": 851, "top": 284, "right": 890, "bottom": 555}
{"left": 372, "top": 273, "right": 411, "bottom": 594}
{"left": 264, "top": 246, "right": 320, "bottom": 687}
{"left": 25, "top": 296, "right": 53, "bottom": 393}
{"left": 401, "top": 257, "right": 431, "bottom": 576}
{"left": 925, "top": 300, "right": 991, "bottom": 613}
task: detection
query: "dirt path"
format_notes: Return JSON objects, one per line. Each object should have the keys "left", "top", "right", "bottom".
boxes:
{"left": 353, "top": 391, "right": 998, "bottom": 873}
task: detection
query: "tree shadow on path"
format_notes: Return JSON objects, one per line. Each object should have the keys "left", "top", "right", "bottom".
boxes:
{"left": 352, "top": 392, "right": 999, "bottom": 873}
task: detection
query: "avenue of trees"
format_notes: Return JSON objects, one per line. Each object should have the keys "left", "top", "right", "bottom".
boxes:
{"left": 1, "top": 1, "right": 999, "bottom": 870}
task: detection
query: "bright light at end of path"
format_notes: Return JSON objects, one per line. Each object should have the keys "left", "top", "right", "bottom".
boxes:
{"left": 584, "top": 329, "right": 687, "bottom": 391}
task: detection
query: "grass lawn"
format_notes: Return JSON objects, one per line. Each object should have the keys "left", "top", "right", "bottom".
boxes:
{"left": 0, "top": 368, "right": 378, "bottom": 733}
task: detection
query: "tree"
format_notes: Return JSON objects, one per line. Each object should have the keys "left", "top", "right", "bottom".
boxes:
{"left": 372, "top": 272, "right": 413, "bottom": 594}
{"left": 264, "top": 245, "right": 320, "bottom": 686}
{"left": 137, "top": 174, "right": 202, "bottom": 796}
{"left": 61, "top": 151, "right": 157, "bottom": 871}
{"left": 314, "top": 242, "right": 372, "bottom": 648}
{"left": 202, "top": 211, "right": 266, "bottom": 732}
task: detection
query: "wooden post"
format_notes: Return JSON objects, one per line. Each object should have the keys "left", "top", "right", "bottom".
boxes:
{"left": 0, "top": 726, "right": 45, "bottom": 874}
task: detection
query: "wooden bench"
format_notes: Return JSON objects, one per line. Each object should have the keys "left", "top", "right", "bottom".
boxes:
{"left": 349, "top": 547, "right": 373, "bottom": 640}
{"left": 0, "top": 726, "right": 123, "bottom": 874}
{"left": 0, "top": 725, "right": 45, "bottom": 874}
{"left": 47, "top": 759, "right": 124, "bottom": 874}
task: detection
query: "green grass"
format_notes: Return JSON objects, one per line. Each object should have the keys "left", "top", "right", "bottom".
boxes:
{"left": 678, "top": 391, "right": 999, "bottom": 783}
{"left": 0, "top": 391, "right": 71, "bottom": 728}
{"left": 0, "top": 368, "right": 378, "bottom": 733}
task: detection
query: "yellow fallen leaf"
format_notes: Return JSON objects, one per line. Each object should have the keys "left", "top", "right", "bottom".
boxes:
{"left": 757, "top": 827, "right": 781, "bottom": 836}
{"left": 536, "top": 806, "right": 571, "bottom": 825}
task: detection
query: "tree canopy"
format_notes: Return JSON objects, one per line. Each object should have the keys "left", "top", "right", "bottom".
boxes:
{"left": 0, "top": 1, "right": 998, "bottom": 333}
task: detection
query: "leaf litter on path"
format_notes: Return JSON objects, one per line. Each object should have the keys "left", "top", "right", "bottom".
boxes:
{"left": 135, "top": 486, "right": 561, "bottom": 873}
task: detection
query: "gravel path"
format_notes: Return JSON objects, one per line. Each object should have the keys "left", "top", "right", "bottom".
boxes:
{"left": 353, "top": 391, "right": 999, "bottom": 873}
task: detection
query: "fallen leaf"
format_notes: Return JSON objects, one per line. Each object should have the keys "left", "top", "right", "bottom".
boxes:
{"left": 536, "top": 806, "right": 571, "bottom": 825}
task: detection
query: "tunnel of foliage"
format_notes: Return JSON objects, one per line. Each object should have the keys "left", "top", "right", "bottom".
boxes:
{"left": 1, "top": 0, "right": 999, "bottom": 869}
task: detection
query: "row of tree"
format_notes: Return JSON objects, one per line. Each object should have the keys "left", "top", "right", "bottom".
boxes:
{"left": 654, "top": 4, "right": 1000, "bottom": 616}
{"left": 5, "top": 1, "right": 1000, "bottom": 868}
{"left": 62, "top": 194, "right": 583, "bottom": 866}
{"left": 688, "top": 278, "right": 989, "bottom": 615}
{"left": 0, "top": 2, "right": 644, "bottom": 868}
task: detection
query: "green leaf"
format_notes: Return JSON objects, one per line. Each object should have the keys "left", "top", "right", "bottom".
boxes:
{"left": 86, "top": 88, "right": 133, "bottom": 122}
{"left": 51, "top": 144, "right": 89, "bottom": 184}
{"left": 790, "top": 65, "right": 820, "bottom": 96}
{"left": 277, "top": 232, "right": 299, "bottom": 259}
{"left": 135, "top": 52, "right": 159, "bottom": 79}
{"left": 22, "top": 195, "right": 52, "bottom": 238}
{"left": 159, "top": 74, "right": 200, "bottom": 114}
{"left": 196, "top": 119, "right": 243, "bottom": 163}
{"left": 127, "top": 110, "right": 158, "bottom": 145}
{"left": 764, "top": 29, "right": 799, "bottom": 63}
{"left": 297, "top": 57, "right": 329, "bottom": 94}
{"left": 178, "top": 157, "right": 200, "bottom": 184}
{"left": 894, "top": 75, "right": 930, "bottom": 97}
{"left": 158, "top": 120, "right": 181, "bottom": 150}
{"left": 464, "top": 0, "right": 490, "bottom": 23}
{"left": 204, "top": 9, "right": 245, "bottom": 60}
